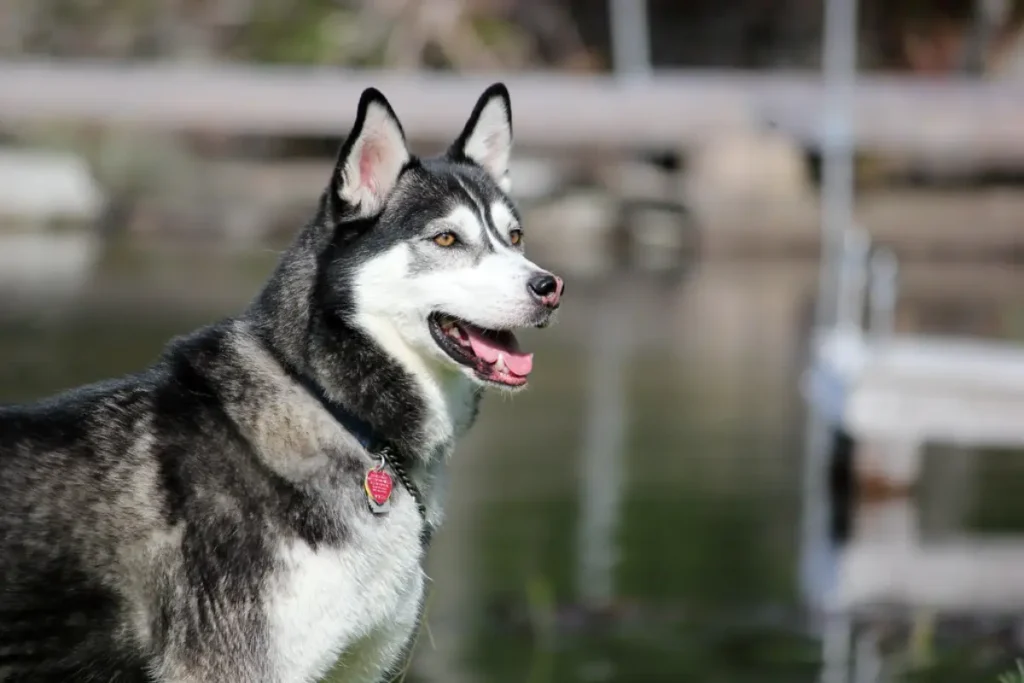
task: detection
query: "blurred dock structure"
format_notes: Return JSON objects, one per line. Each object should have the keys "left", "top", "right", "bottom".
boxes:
{"left": 805, "top": 224, "right": 1024, "bottom": 486}
{"left": 10, "top": 60, "right": 1024, "bottom": 262}
{"left": 801, "top": 231, "right": 1024, "bottom": 679}
{"left": 0, "top": 148, "right": 103, "bottom": 223}
{"left": 5, "top": 60, "right": 1024, "bottom": 160}
{"left": 7, "top": 0, "right": 1024, "bottom": 266}
{"left": 801, "top": 402, "right": 1024, "bottom": 681}
{"left": 803, "top": 6, "right": 1024, "bottom": 677}
{"left": 0, "top": 148, "right": 105, "bottom": 303}
{"left": 839, "top": 499, "right": 1024, "bottom": 613}
{"left": 804, "top": 0, "right": 1024, "bottom": 493}
{"left": 804, "top": 483, "right": 1024, "bottom": 682}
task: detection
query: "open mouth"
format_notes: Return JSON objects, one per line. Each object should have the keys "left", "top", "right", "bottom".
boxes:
{"left": 428, "top": 313, "right": 533, "bottom": 387}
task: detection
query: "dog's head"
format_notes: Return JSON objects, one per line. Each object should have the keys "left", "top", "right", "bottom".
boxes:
{"left": 320, "top": 84, "right": 563, "bottom": 392}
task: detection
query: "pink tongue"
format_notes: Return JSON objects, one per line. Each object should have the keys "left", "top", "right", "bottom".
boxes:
{"left": 466, "top": 330, "right": 533, "bottom": 376}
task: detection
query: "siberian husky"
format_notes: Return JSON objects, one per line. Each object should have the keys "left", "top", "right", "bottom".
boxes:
{"left": 0, "top": 83, "right": 563, "bottom": 682}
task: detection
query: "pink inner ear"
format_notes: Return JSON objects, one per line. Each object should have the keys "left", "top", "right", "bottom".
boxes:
{"left": 482, "top": 130, "right": 505, "bottom": 168}
{"left": 484, "top": 130, "right": 503, "bottom": 149}
{"left": 359, "top": 139, "right": 384, "bottom": 194}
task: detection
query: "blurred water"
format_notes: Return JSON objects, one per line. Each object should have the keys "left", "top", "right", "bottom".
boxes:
{"left": 2, "top": 234, "right": 1024, "bottom": 682}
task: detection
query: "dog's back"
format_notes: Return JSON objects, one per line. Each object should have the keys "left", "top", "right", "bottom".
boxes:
{"left": 0, "top": 324, "right": 283, "bottom": 681}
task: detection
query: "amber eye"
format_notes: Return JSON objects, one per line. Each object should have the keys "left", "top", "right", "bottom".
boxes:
{"left": 509, "top": 229, "right": 523, "bottom": 246}
{"left": 433, "top": 232, "right": 457, "bottom": 247}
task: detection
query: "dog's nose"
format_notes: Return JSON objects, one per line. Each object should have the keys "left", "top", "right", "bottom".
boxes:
{"left": 528, "top": 273, "right": 563, "bottom": 309}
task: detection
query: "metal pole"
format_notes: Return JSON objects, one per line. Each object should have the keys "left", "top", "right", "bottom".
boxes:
{"left": 834, "top": 227, "right": 870, "bottom": 336}
{"left": 815, "top": 0, "right": 859, "bottom": 330}
{"left": 576, "top": 295, "right": 628, "bottom": 607}
{"left": 821, "top": 612, "right": 853, "bottom": 683}
{"left": 609, "top": 0, "right": 652, "bottom": 79}
{"left": 867, "top": 247, "right": 898, "bottom": 340}
{"left": 573, "top": 0, "right": 650, "bottom": 606}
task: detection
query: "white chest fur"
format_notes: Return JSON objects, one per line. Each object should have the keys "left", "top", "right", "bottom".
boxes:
{"left": 266, "top": 497, "right": 426, "bottom": 683}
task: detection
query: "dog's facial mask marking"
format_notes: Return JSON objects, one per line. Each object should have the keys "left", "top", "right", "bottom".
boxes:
{"left": 331, "top": 84, "right": 564, "bottom": 392}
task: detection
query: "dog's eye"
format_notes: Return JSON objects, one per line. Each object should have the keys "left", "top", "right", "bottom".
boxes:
{"left": 433, "top": 232, "right": 458, "bottom": 247}
{"left": 509, "top": 229, "right": 523, "bottom": 246}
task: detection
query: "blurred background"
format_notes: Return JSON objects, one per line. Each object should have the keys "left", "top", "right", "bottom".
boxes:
{"left": 5, "top": 1, "right": 1024, "bottom": 681}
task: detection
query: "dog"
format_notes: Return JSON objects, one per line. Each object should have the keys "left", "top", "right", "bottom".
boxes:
{"left": 0, "top": 83, "right": 564, "bottom": 683}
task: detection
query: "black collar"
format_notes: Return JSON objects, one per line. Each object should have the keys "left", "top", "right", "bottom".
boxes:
{"left": 286, "top": 367, "right": 429, "bottom": 527}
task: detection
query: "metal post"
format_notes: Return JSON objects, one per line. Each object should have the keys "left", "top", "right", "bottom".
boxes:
{"left": 834, "top": 227, "right": 870, "bottom": 335}
{"left": 576, "top": 296, "right": 628, "bottom": 607}
{"left": 821, "top": 612, "right": 853, "bottom": 683}
{"left": 609, "top": 0, "right": 652, "bottom": 79}
{"left": 867, "top": 247, "right": 898, "bottom": 340}
{"left": 575, "top": 0, "right": 650, "bottom": 606}
{"left": 815, "top": 0, "right": 859, "bottom": 330}
{"left": 798, "top": 407, "right": 837, "bottom": 612}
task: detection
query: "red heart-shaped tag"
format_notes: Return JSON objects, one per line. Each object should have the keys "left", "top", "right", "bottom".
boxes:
{"left": 364, "top": 469, "right": 393, "bottom": 506}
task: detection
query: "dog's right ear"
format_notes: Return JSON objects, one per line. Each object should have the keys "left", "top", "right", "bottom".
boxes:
{"left": 331, "top": 88, "right": 411, "bottom": 218}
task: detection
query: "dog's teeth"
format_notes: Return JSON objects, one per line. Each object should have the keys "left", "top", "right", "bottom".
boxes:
{"left": 495, "top": 353, "right": 508, "bottom": 374}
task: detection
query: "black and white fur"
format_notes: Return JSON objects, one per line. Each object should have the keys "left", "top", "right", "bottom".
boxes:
{"left": 0, "top": 84, "right": 563, "bottom": 682}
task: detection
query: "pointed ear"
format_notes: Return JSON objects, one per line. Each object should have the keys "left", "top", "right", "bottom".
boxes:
{"left": 448, "top": 83, "right": 513, "bottom": 192}
{"left": 332, "top": 88, "right": 410, "bottom": 218}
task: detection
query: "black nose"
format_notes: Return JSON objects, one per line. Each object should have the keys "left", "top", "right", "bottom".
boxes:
{"left": 528, "top": 274, "right": 557, "bottom": 297}
{"left": 528, "top": 273, "right": 563, "bottom": 309}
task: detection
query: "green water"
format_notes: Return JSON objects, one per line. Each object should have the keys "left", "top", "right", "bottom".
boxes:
{"left": 3, "top": 239, "right": 1024, "bottom": 682}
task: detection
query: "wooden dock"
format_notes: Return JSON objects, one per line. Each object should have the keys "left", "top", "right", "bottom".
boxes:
{"left": 801, "top": 408, "right": 1024, "bottom": 681}
{"left": 807, "top": 330, "right": 1024, "bottom": 446}
{"left": 6, "top": 61, "right": 1024, "bottom": 159}
{"left": 805, "top": 328, "right": 1024, "bottom": 489}
{"left": 803, "top": 225, "right": 1024, "bottom": 489}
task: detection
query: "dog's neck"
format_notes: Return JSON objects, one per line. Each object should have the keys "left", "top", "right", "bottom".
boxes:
{"left": 350, "top": 312, "right": 481, "bottom": 451}
{"left": 247, "top": 198, "right": 482, "bottom": 468}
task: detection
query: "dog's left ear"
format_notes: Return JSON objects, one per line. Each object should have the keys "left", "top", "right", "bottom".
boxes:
{"left": 448, "top": 83, "right": 513, "bottom": 192}
{"left": 333, "top": 88, "right": 411, "bottom": 218}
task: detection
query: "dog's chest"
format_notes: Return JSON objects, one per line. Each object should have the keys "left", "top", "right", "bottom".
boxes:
{"left": 266, "top": 501, "right": 425, "bottom": 683}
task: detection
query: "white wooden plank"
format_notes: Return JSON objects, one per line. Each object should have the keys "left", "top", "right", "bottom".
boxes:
{"left": 5, "top": 61, "right": 1024, "bottom": 157}
{"left": 808, "top": 329, "right": 1024, "bottom": 445}
{"left": 839, "top": 541, "right": 1024, "bottom": 611}
{"left": 0, "top": 61, "right": 753, "bottom": 147}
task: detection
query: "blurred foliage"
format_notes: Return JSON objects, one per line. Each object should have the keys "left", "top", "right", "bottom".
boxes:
{"left": 1001, "top": 661, "right": 1024, "bottom": 683}
{"left": 231, "top": 0, "right": 349, "bottom": 65}
{"left": 0, "top": 0, "right": 596, "bottom": 71}
{"left": 5, "top": 0, "right": 1024, "bottom": 73}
